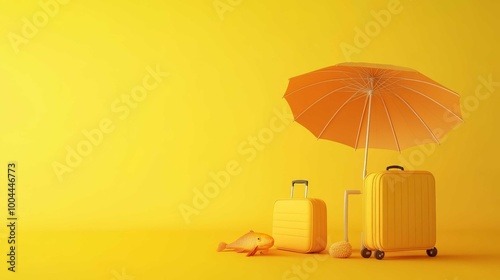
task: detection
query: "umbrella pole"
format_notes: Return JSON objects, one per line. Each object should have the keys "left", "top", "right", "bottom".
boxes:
{"left": 343, "top": 190, "right": 361, "bottom": 242}
{"left": 363, "top": 93, "right": 373, "bottom": 179}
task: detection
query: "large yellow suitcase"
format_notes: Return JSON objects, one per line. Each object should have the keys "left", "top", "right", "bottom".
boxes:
{"left": 362, "top": 166, "right": 438, "bottom": 260}
{"left": 272, "top": 180, "right": 327, "bottom": 253}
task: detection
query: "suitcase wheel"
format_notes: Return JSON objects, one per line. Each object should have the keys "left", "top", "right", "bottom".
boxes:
{"left": 374, "top": 250, "right": 385, "bottom": 260}
{"left": 426, "top": 247, "right": 438, "bottom": 257}
{"left": 361, "top": 248, "right": 372, "bottom": 258}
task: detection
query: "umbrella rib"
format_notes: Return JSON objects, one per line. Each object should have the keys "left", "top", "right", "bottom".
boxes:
{"left": 377, "top": 78, "right": 402, "bottom": 92}
{"left": 350, "top": 74, "right": 367, "bottom": 91}
{"left": 294, "top": 85, "right": 353, "bottom": 120}
{"left": 378, "top": 94, "right": 401, "bottom": 151}
{"left": 356, "top": 70, "right": 371, "bottom": 90}
{"left": 315, "top": 68, "right": 368, "bottom": 80}
{"left": 284, "top": 78, "right": 362, "bottom": 98}
{"left": 374, "top": 70, "right": 401, "bottom": 92}
{"left": 343, "top": 66, "right": 367, "bottom": 90}
{"left": 397, "top": 84, "right": 464, "bottom": 122}
{"left": 337, "top": 68, "right": 366, "bottom": 90}
{"left": 392, "top": 93, "right": 440, "bottom": 144}
{"left": 348, "top": 69, "right": 378, "bottom": 108}
{"left": 347, "top": 93, "right": 369, "bottom": 104}
{"left": 287, "top": 68, "right": 369, "bottom": 97}
{"left": 317, "top": 88, "right": 366, "bottom": 139}
{"left": 354, "top": 94, "right": 370, "bottom": 150}
{"left": 396, "top": 78, "right": 460, "bottom": 97}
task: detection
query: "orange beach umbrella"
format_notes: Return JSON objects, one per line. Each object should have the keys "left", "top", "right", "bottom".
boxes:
{"left": 283, "top": 62, "right": 463, "bottom": 178}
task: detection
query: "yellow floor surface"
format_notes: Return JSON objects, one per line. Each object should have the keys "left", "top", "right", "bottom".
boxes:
{"left": 1, "top": 229, "right": 499, "bottom": 280}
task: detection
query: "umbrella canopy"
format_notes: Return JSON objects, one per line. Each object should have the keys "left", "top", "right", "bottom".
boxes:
{"left": 284, "top": 62, "right": 463, "bottom": 178}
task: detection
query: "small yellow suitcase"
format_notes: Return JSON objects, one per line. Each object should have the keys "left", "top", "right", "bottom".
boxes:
{"left": 272, "top": 180, "right": 327, "bottom": 253}
{"left": 362, "top": 166, "right": 438, "bottom": 260}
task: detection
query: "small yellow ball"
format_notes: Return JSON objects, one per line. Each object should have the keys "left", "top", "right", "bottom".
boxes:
{"left": 329, "top": 241, "right": 352, "bottom": 258}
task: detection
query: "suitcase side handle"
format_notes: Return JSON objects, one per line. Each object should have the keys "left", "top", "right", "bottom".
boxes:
{"left": 386, "top": 165, "right": 404, "bottom": 171}
{"left": 291, "top": 180, "right": 309, "bottom": 198}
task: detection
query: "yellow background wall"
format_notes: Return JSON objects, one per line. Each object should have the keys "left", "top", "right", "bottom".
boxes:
{"left": 1, "top": 0, "right": 499, "bottom": 237}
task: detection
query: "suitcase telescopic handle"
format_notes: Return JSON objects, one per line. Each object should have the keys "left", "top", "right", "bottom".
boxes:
{"left": 291, "top": 180, "right": 309, "bottom": 198}
{"left": 386, "top": 165, "right": 404, "bottom": 171}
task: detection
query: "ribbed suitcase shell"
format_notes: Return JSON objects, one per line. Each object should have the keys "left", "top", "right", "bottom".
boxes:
{"left": 363, "top": 170, "right": 436, "bottom": 252}
{"left": 273, "top": 182, "right": 327, "bottom": 253}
